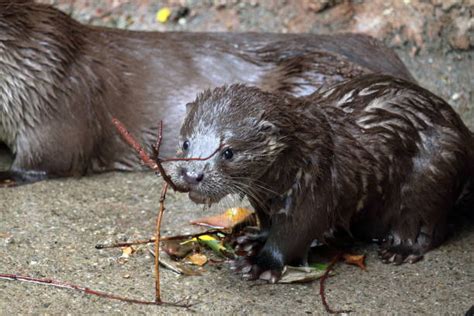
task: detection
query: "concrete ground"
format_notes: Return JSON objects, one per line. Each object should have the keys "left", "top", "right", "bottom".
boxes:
{"left": 1, "top": 173, "right": 473, "bottom": 314}
{"left": 1, "top": 1, "right": 473, "bottom": 315}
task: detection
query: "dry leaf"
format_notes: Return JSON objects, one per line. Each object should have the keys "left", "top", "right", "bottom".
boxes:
{"left": 185, "top": 253, "right": 208, "bottom": 266}
{"left": 190, "top": 207, "right": 253, "bottom": 229}
{"left": 342, "top": 254, "right": 366, "bottom": 270}
{"left": 162, "top": 239, "right": 196, "bottom": 259}
{"left": 181, "top": 234, "right": 234, "bottom": 258}
{"left": 278, "top": 265, "right": 329, "bottom": 283}
{"left": 121, "top": 246, "right": 135, "bottom": 258}
{"left": 148, "top": 247, "right": 202, "bottom": 276}
{"left": 196, "top": 235, "right": 225, "bottom": 253}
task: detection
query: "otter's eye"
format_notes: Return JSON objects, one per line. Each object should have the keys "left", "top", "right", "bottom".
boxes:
{"left": 222, "top": 148, "right": 233, "bottom": 160}
{"left": 182, "top": 140, "right": 190, "bottom": 151}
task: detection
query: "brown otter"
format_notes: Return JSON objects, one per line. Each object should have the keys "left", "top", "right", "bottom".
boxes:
{"left": 0, "top": 1, "right": 414, "bottom": 184}
{"left": 166, "top": 74, "right": 474, "bottom": 282}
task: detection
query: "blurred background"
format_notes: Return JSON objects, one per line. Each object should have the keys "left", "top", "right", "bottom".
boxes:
{"left": 39, "top": 0, "right": 473, "bottom": 127}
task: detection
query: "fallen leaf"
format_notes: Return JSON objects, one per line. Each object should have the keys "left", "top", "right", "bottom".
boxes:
{"left": 190, "top": 207, "right": 254, "bottom": 229}
{"left": 148, "top": 247, "right": 202, "bottom": 276}
{"left": 162, "top": 239, "right": 196, "bottom": 259}
{"left": 309, "top": 262, "right": 330, "bottom": 271}
{"left": 195, "top": 235, "right": 234, "bottom": 258}
{"left": 121, "top": 246, "right": 135, "bottom": 258}
{"left": 278, "top": 265, "right": 330, "bottom": 284}
{"left": 342, "top": 254, "right": 366, "bottom": 270}
{"left": 197, "top": 235, "right": 226, "bottom": 253}
{"left": 185, "top": 253, "right": 208, "bottom": 266}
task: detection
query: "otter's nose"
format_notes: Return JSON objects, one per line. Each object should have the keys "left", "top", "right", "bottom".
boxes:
{"left": 181, "top": 168, "right": 204, "bottom": 185}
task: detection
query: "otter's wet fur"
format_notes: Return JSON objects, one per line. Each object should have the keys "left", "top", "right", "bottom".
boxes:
{"left": 0, "top": 1, "right": 414, "bottom": 183}
{"left": 168, "top": 74, "right": 474, "bottom": 281}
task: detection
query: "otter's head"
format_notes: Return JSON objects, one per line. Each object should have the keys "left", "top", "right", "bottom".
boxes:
{"left": 167, "top": 84, "right": 289, "bottom": 204}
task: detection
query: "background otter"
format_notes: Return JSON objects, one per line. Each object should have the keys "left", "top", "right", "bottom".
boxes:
{"left": 0, "top": 1, "right": 414, "bottom": 184}
{"left": 167, "top": 74, "right": 474, "bottom": 282}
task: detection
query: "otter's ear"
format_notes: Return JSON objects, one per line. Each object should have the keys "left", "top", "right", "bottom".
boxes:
{"left": 257, "top": 120, "right": 279, "bottom": 134}
{"left": 185, "top": 102, "right": 194, "bottom": 116}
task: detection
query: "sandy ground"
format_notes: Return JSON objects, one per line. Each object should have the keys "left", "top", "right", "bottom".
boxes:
{"left": 1, "top": 1, "right": 473, "bottom": 315}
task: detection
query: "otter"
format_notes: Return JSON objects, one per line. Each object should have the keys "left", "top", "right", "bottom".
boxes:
{"left": 167, "top": 74, "right": 474, "bottom": 282}
{"left": 0, "top": 1, "right": 414, "bottom": 184}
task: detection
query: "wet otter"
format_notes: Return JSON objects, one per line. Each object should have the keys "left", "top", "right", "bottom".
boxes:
{"left": 167, "top": 74, "right": 474, "bottom": 281}
{"left": 0, "top": 1, "right": 414, "bottom": 184}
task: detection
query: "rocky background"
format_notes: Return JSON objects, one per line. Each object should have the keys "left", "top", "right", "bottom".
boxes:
{"left": 40, "top": 0, "right": 473, "bottom": 127}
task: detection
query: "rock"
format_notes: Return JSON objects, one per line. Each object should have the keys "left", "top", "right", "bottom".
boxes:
{"left": 305, "top": 0, "right": 339, "bottom": 13}
{"left": 449, "top": 34, "right": 471, "bottom": 50}
{"left": 448, "top": 16, "right": 473, "bottom": 50}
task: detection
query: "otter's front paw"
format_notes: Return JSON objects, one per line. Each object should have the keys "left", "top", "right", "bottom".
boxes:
{"left": 232, "top": 227, "right": 268, "bottom": 257}
{"left": 230, "top": 248, "right": 284, "bottom": 283}
{"left": 378, "top": 235, "right": 424, "bottom": 264}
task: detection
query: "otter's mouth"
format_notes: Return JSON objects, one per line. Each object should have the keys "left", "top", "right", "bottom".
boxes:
{"left": 188, "top": 191, "right": 222, "bottom": 205}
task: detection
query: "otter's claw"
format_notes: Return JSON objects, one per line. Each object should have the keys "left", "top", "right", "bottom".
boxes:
{"left": 378, "top": 247, "right": 423, "bottom": 265}
{"left": 258, "top": 270, "right": 282, "bottom": 283}
{"left": 230, "top": 256, "right": 283, "bottom": 283}
{"left": 232, "top": 228, "right": 268, "bottom": 257}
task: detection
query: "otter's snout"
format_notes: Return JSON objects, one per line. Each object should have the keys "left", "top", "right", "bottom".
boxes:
{"left": 180, "top": 167, "right": 204, "bottom": 185}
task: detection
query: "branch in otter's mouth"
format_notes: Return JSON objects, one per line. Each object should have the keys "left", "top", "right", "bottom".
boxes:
{"left": 112, "top": 117, "right": 223, "bottom": 303}
{"left": 112, "top": 118, "right": 159, "bottom": 170}
{"left": 111, "top": 118, "right": 221, "bottom": 192}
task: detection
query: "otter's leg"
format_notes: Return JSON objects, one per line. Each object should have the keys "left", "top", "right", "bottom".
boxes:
{"left": 0, "top": 170, "right": 49, "bottom": 187}
{"left": 234, "top": 200, "right": 272, "bottom": 255}
{"left": 232, "top": 212, "right": 313, "bottom": 282}
{"left": 379, "top": 175, "right": 453, "bottom": 264}
{"left": 6, "top": 121, "right": 93, "bottom": 185}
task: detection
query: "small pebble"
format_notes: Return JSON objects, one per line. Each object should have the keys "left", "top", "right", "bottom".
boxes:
{"left": 451, "top": 92, "right": 461, "bottom": 101}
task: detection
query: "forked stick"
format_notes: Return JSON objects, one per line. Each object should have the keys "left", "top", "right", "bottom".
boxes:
{"left": 112, "top": 117, "right": 222, "bottom": 303}
{"left": 112, "top": 118, "right": 221, "bottom": 192}
{"left": 0, "top": 119, "right": 220, "bottom": 307}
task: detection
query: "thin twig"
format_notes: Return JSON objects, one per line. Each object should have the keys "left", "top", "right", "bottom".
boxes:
{"left": 95, "top": 238, "right": 156, "bottom": 249}
{"left": 159, "top": 146, "right": 222, "bottom": 163}
{"left": 95, "top": 229, "right": 225, "bottom": 249}
{"left": 152, "top": 121, "right": 164, "bottom": 161}
{"left": 154, "top": 183, "right": 168, "bottom": 302}
{"left": 0, "top": 273, "right": 192, "bottom": 308}
{"left": 112, "top": 118, "right": 222, "bottom": 192}
{"left": 319, "top": 253, "right": 352, "bottom": 314}
{"left": 111, "top": 118, "right": 158, "bottom": 171}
